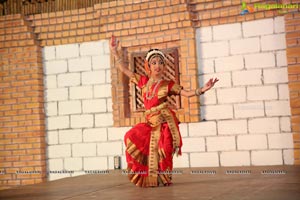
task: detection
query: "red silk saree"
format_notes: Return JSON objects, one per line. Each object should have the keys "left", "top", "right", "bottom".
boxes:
{"left": 124, "top": 73, "right": 183, "bottom": 187}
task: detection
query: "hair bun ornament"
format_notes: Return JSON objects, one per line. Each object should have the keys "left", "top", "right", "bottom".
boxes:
{"left": 144, "top": 59, "right": 151, "bottom": 77}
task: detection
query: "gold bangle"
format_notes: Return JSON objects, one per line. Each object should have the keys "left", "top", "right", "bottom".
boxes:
{"left": 195, "top": 88, "right": 204, "bottom": 96}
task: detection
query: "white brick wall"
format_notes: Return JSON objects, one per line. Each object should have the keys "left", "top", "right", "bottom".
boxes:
{"left": 195, "top": 16, "right": 293, "bottom": 168}
{"left": 207, "top": 136, "right": 236, "bottom": 152}
{"left": 218, "top": 120, "right": 247, "bottom": 135}
{"left": 190, "top": 152, "right": 219, "bottom": 167}
{"left": 248, "top": 118, "right": 280, "bottom": 134}
{"left": 237, "top": 135, "right": 268, "bottom": 150}
{"left": 44, "top": 40, "right": 124, "bottom": 181}
{"left": 252, "top": 150, "right": 283, "bottom": 165}
{"left": 43, "top": 17, "right": 293, "bottom": 182}
{"left": 220, "top": 151, "right": 250, "bottom": 166}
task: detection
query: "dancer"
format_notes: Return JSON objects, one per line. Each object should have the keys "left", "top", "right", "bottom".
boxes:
{"left": 109, "top": 35, "right": 218, "bottom": 187}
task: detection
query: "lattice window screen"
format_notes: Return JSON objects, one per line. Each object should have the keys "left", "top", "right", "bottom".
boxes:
{"left": 131, "top": 48, "right": 181, "bottom": 112}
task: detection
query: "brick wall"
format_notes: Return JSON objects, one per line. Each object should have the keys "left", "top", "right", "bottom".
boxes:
{"left": 191, "top": 16, "right": 294, "bottom": 167}
{"left": 285, "top": 9, "right": 300, "bottom": 164}
{"left": 0, "top": 14, "right": 47, "bottom": 190}
{"left": 1, "top": 0, "right": 299, "bottom": 190}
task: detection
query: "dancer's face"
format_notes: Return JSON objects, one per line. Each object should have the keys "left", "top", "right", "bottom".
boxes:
{"left": 149, "top": 56, "right": 165, "bottom": 78}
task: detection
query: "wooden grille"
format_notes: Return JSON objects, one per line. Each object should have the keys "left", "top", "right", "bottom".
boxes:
{"left": 131, "top": 49, "right": 181, "bottom": 112}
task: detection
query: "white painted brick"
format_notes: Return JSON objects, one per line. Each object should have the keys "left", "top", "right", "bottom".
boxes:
{"left": 92, "top": 54, "right": 110, "bottom": 70}
{"left": 213, "top": 23, "right": 242, "bottom": 40}
{"left": 278, "top": 84, "right": 290, "bottom": 100}
{"left": 71, "top": 115, "right": 94, "bottom": 128}
{"left": 190, "top": 152, "right": 219, "bottom": 167}
{"left": 232, "top": 70, "right": 262, "bottom": 86}
{"left": 274, "top": 16, "right": 285, "bottom": 33}
{"left": 220, "top": 151, "right": 250, "bottom": 166}
{"left": 59, "top": 129, "right": 82, "bottom": 144}
{"left": 47, "top": 131, "right": 58, "bottom": 145}
{"left": 43, "top": 46, "right": 55, "bottom": 61}
{"left": 198, "top": 59, "right": 215, "bottom": 74}
{"left": 207, "top": 136, "right": 235, "bottom": 152}
{"left": 82, "top": 70, "right": 106, "bottom": 85}
{"left": 237, "top": 135, "right": 267, "bottom": 150}
{"left": 107, "top": 127, "right": 131, "bottom": 140}
{"left": 247, "top": 85, "right": 278, "bottom": 101}
{"left": 84, "top": 157, "right": 107, "bottom": 170}
{"left": 80, "top": 41, "right": 104, "bottom": 56}
{"left": 95, "top": 113, "right": 113, "bottom": 127}
{"left": 196, "top": 26, "right": 212, "bottom": 42}
{"left": 64, "top": 158, "right": 83, "bottom": 171}
{"left": 265, "top": 100, "right": 291, "bottom": 116}
{"left": 261, "top": 34, "right": 286, "bottom": 51}
{"left": 82, "top": 99, "right": 106, "bottom": 113}
{"left": 264, "top": 67, "right": 288, "bottom": 84}
{"left": 106, "top": 98, "right": 112, "bottom": 112}
{"left": 45, "top": 102, "right": 57, "bottom": 116}
{"left": 268, "top": 133, "right": 294, "bottom": 149}
{"left": 182, "top": 138, "right": 205, "bottom": 152}
{"left": 252, "top": 150, "right": 283, "bottom": 165}
{"left": 121, "top": 155, "right": 127, "bottom": 169}
{"left": 283, "top": 150, "right": 294, "bottom": 165}
{"left": 198, "top": 41, "right": 229, "bottom": 59}
{"left": 44, "top": 75, "right": 57, "bottom": 89}
{"left": 242, "top": 18, "right": 273, "bottom": 37}
{"left": 280, "top": 117, "right": 291, "bottom": 132}
{"left": 234, "top": 102, "right": 264, "bottom": 118}
{"left": 94, "top": 84, "right": 112, "bottom": 98}
{"left": 188, "top": 121, "right": 217, "bottom": 137}
{"left": 68, "top": 57, "right": 92, "bottom": 72}
{"left": 57, "top": 73, "right": 81, "bottom": 87}
{"left": 249, "top": 117, "right": 280, "bottom": 134}
{"left": 83, "top": 128, "right": 107, "bottom": 142}
{"left": 48, "top": 158, "right": 63, "bottom": 170}
{"left": 276, "top": 50, "right": 287, "bottom": 67}
{"left": 199, "top": 72, "right": 231, "bottom": 88}
{"left": 200, "top": 105, "right": 233, "bottom": 120}
{"left": 58, "top": 101, "right": 81, "bottom": 115}
{"left": 217, "top": 87, "right": 246, "bottom": 103}
{"left": 244, "top": 53, "right": 275, "bottom": 69}
{"left": 103, "top": 40, "right": 110, "bottom": 54}
{"left": 70, "top": 86, "right": 93, "bottom": 100}
{"left": 179, "top": 123, "right": 188, "bottom": 137}
{"left": 97, "top": 142, "right": 123, "bottom": 156}
{"left": 173, "top": 153, "right": 189, "bottom": 168}
{"left": 215, "top": 55, "right": 244, "bottom": 72}
{"left": 218, "top": 120, "right": 247, "bottom": 135}
{"left": 56, "top": 43, "right": 79, "bottom": 59}
{"left": 48, "top": 144, "right": 71, "bottom": 158}
{"left": 73, "top": 143, "right": 97, "bottom": 157}
{"left": 45, "top": 88, "right": 68, "bottom": 102}
{"left": 199, "top": 89, "right": 217, "bottom": 105}
{"left": 44, "top": 60, "right": 68, "bottom": 75}
{"left": 106, "top": 69, "right": 111, "bottom": 84}
{"left": 48, "top": 173, "right": 71, "bottom": 181}
{"left": 230, "top": 38, "right": 260, "bottom": 55}
{"left": 47, "top": 116, "right": 69, "bottom": 130}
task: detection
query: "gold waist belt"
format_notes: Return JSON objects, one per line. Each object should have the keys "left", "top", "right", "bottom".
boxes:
{"left": 144, "top": 102, "right": 168, "bottom": 116}
{"left": 144, "top": 102, "right": 180, "bottom": 150}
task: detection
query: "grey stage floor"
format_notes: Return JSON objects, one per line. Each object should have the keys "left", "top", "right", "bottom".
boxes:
{"left": 0, "top": 166, "right": 300, "bottom": 200}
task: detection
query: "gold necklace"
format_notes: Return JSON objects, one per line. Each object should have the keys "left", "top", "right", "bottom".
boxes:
{"left": 145, "top": 78, "right": 163, "bottom": 100}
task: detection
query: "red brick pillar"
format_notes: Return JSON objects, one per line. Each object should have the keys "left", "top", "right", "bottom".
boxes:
{"left": 0, "top": 14, "right": 47, "bottom": 190}
{"left": 284, "top": 1, "right": 300, "bottom": 165}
